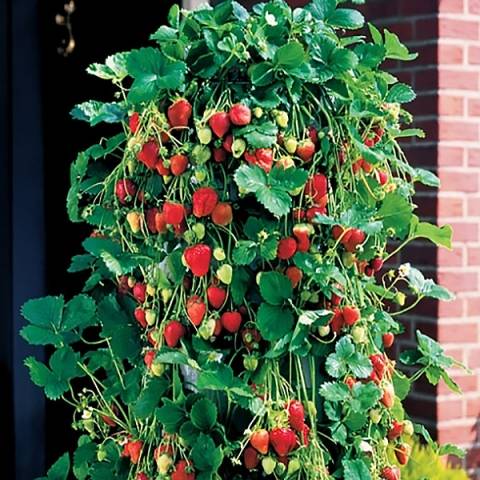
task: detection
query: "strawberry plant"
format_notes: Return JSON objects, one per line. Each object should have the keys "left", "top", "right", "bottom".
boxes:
{"left": 22, "top": 1, "right": 468, "bottom": 479}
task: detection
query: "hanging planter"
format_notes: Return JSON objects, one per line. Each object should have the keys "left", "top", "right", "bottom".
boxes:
{"left": 21, "top": 1, "right": 467, "bottom": 479}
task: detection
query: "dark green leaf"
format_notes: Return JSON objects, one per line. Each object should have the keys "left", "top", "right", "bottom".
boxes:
{"left": 256, "top": 303, "right": 294, "bottom": 341}
{"left": 259, "top": 271, "right": 292, "bottom": 305}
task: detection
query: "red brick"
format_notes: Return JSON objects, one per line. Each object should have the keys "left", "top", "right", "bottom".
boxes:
{"left": 469, "top": 0, "right": 480, "bottom": 14}
{"left": 438, "top": 297, "right": 466, "bottom": 317}
{"left": 439, "top": 0, "right": 465, "bottom": 12}
{"left": 438, "top": 321, "right": 477, "bottom": 343}
{"left": 438, "top": 246, "right": 464, "bottom": 267}
{"left": 439, "top": 69, "right": 479, "bottom": 90}
{"left": 439, "top": 43, "right": 465, "bottom": 65}
{"left": 439, "top": 95, "right": 464, "bottom": 116}
{"left": 439, "top": 18, "right": 480, "bottom": 41}
{"left": 438, "top": 421, "right": 478, "bottom": 444}
{"left": 467, "top": 397, "right": 480, "bottom": 418}
{"left": 468, "top": 98, "right": 480, "bottom": 116}
{"left": 469, "top": 46, "right": 480, "bottom": 65}
{"left": 446, "top": 221, "right": 479, "bottom": 242}
{"left": 467, "top": 197, "right": 480, "bottom": 217}
{"left": 439, "top": 121, "right": 478, "bottom": 141}
{"left": 437, "top": 196, "right": 465, "bottom": 218}
{"left": 438, "top": 374, "right": 478, "bottom": 394}
{"left": 439, "top": 398, "right": 466, "bottom": 421}
{"left": 440, "top": 171, "right": 479, "bottom": 193}
{"left": 467, "top": 297, "right": 480, "bottom": 317}
{"left": 468, "top": 247, "right": 480, "bottom": 265}
{"left": 437, "top": 271, "right": 479, "bottom": 293}
{"left": 467, "top": 348, "right": 480, "bottom": 369}
{"left": 439, "top": 146, "right": 464, "bottom": 167}
{"left": 468, "top": 149, "right": 480, "bottom": 167}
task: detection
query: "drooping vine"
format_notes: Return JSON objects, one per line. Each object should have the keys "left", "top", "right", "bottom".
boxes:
{"left": 22, "top": 2, "right": 467, "bottom": 480}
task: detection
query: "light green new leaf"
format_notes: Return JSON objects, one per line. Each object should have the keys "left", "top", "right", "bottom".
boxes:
{"left": 386, "top": 83, "right": 416, "bottom": 103}
{"left": 234, "top": 164, "right": 267, "bottom": 192}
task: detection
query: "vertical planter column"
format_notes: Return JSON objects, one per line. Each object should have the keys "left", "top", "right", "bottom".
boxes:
{"left": 364, "top": 0, "right": 480, "bottom": 476}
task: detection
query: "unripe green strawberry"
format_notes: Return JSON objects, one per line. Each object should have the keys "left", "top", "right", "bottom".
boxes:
{"left": 151, "top": 361, "right": 165, "bottom": 377}
{"left": 262, "top": 457, "right": 277, "bottom": 475}
{"left": 395, "top": 291, "right": 406, "bottom": 306}
{"left": 275, "top": 111, "right": 289, "bottom": 128}
{"left": 83, "top": 418, "right": 95, "bottom": 433}
{"left": 243, "top": 355, "right": 258, "bottom": 371}
{"left": 192, "top": 223, "right": 206, "bottom": 240}
{"left": 195, "top": 167, "right": 208, "bottom": 182}
{"left": 213, "top": 247, "right": 226, "bottom": 261}
{"left": 253, "top": 107, "right": 263, "bottom": 118}
{"left": 157, "top": 453, "right": 173, "bottom": 474}
{"left": 192, "top": 144, "right": 211, "bottom": 164}
{"left": 197, "top": 125, "right": 212, "bottom": 144}
{"left": 199, "top": 318, "right": 216, "bottom": 340}
{"left": 216, "top": 264, "right": 233, "bottom": 285}
{"left": 284, "top": 137, "right": 297, "bottom": 154}
{"left": 161, "top": 288, "right": 173, "bottom": 304}
{"left": 146, "top": 284, "right": 156, "bottom": 296}
{"left": 256, "top": 272, "right": 262, "bottom": 285}
{"left": 287, "top": 458, "right": 301, "bottom": 475}
{"left": 342, "top": 252, "right": 356, "bottom": 267}
{"left": 127, "top": 276, "right": 136, "bottom": 288}
{"left": 318, "top": 325, "right": 330, "bottom": 337}
{"left": 97, "top": 448, "right": 107, "bottom": 462}
{"left": 306, "top": 400, "right": 317, "bottom": 418}
{"left": 403, "top": 420, "right": 414, "bottom": 436}
{"left": 351, "top": 325, "right": 366, "bottom": 344}
{"left": 145, "top": 310, "right": 156, "bottom": 326}
{"left": 369, "top": 409, "right": 382, "bottom": 424}
{"left": 275, "top": 462, "right": 286, "bottom": 475}
{"left": 183, "top": 231, "right": 195, "bottom": 243}
{"left": 232, "top": 138, "right": 247, "bottom": 158}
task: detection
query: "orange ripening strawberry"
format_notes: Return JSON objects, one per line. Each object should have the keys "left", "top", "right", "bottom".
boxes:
{"left": 192, "top": 187, "right": 219, "bottom": 218}
{"left": 383, "top": 332, "right": 395, "bottom": 348}
{"left": 250, "top": 429, "right": 269, "bottom": 454}
{"left": 170, "top": 154, "right": 189, "bottom": 176}
{"left": 211, "top": 202, "right": 233, "bottom": 226}
{"left": 342, "top": 305, "right": 360, "bottom": 326}
{"left": 209, "top": 112, "right": 231, "bottom": 138}
{"left": 382, "top": 466, "right": 401, "bottom": 480}
{"left": 285, "top": 266, "right": 303, "bottom": 288}
{"left": 296, "top": 139, "right": 316, "bottom": 162}
{"left": 167, "top": 98, "right": 192, "bottom": 127}
{"left": 125, "top": 440, "right": 143, "bottom": 464}
{"left": 381, "top": 383, "right": 395, "bottom": 408}
{"left": 395, "top": 443, "right": 412, "bottom": 466}
{"left": 156, "top": 157, "right": 171, "bottom": 176}
{"left": 277, "top": 237, "right": 297, "bottom": 260}
{"left": 171, "top": 460, "right": 195, "bottom": 480}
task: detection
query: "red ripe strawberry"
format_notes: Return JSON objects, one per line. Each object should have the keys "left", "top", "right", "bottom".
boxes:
{"left": 133, "top": 283, "right": 147, "bottom": 303}
{"left": 156, "top": 212, "right": 168, "bottom": 234}
{"left": 163, "top": 202, "right": 185, "bottom": 225}
{"left": 377, "top": 170, "right": 389, "bottom": 185}
{"left": 156, "top": 157, "right": 171, "bottom": 176}
{"left": 146, "top": 208, "right": 160, "bottom": 234}
{"left": 285, "top": 266, "right": 303, "bottom": 288}
{"left": 371, "top": 257, "right": 384, "bottom": 272}
{"left": 382, "top": 466, "right": 401, "bottom": 480}
{"left": 207, "top": 285, "right": 227, "bottom": 309}
{"left": 306, "top": 206, "right": 326, "bottom": 222}
{"left": 383, "top": 332, "right": 395, "bottom": 348}
{"left": 184, "top": 244, "right": 212, "bottom": 277}
{"left": 229, "top": 103, "right": 251, "bottom": 126}
{"left": 293, "top": 224, "right": 312, "bottom": 253}
{"left": 214, "top": 318, "right": 223, "bottom": 336}
{"left": 255, "top": 148, "right": 273, "bottom": 172}
{"left": 370, "top": 354, "right": 387, "bottom": 379}
{"left": 170, "top": 154, "right": 189, "bottom": 176}
{"left": 211, "top": 202, "right": 233, "bottom": 226}
{"left": 213, "top": 147, "right": 226, "bottom": 163}
{"left": 134, "top": 308, "right": 147, "bottom": 328}
{"left": 129, "top": 112, "right": 140, "bottom": 134}
{"left": 167, "top": 98, "right": 192, "bottom": 128}
{"left": 277, "top": 237, "right": 298, "bottom": 260}
{"left": 192, "top": 187, "right": 219, "bottom": 217}
{"left": 117, "top": 275, "right": 129, "bottom": 294}
{"left": 330, "top": 308, "right": 344, "bottom": 334}
{"left": 221, "top": 311, "right": 242, "bottom": 333}
{"left": 242, "top": 328, "right": 261, "bottom": 351}
{"left": 395, "top": 443, "right": 411, "bottom": 466}
{"left": 332, "top": 225, "right": 345, "bottom": 241}
{"left": 223, "top": 134, "right": 233, "bottom": 152}
{"left": 171, "top": 460, "right": 195, "bottom": 480}
{"left": 296, "top": 139, "right": 316, "bottom": 162}
{"left": 126, "top": 440, "right": 143, "bottom": 464}
{"left": 331, "top": 292, "right": 342, "bottom": 306}
{"left": 244, "top": 150, "right": 257, "bottom": 165}
{"left": 209, "top": 112, "right": 231, "bottom": 138}
{"left": 269, "top": 427, "right": 297, "bottom": 457}
{"left": 362, "top": 160, "right": 374, "bottom": 174}
{"left": 305, "top": 173, "right": 328, "bottom": 205}
{"left": 352, "top": 158, "right": 363, "bottom": 174}
{"left": 301, "top": 423, "right": 310, "bottom": 446}
{"left": 115, "top": 179, "right": 137, "bottom": 205}
{"left": 164, "top": 320, "right": 186, "bottom": 348}
{"left": 137, "top": 140, "right": 159, "bottom": 170}
{"left": 186, "top": 296, "right": 206, "bottom": 326}
{"left": 364, "top": 136, "right": 375, "bottom": 148}
{"left": 381, "top": 383, "right": 395, "bottom": 408}
{"left": 243, "top": 447, "right": 260, "bottom": 470}
{"left": 344, "top": 228, "right": 365, "bottom": 252}
{"left": 137, "top": 474, "right": 149, "bottom": 480}
{"left": 250, "top": 429, "right": 269, "bottom": 455}
{"left": 345, "top": 376, "right": 356, "bottom": 389}
{"left": 342, "top": 305, "right": 360, "bottom": 326}
{"left": 101, "top": 412, "right": 117, "bottom": 428}
{"left": 308, "top": 126, "right": 319, "bottom": 144}
{"left": 373, "top": 125, "right": 384, "bottom": 143}
{"left": 287, "top": 400, "right": 305, "bottom": 432}
{"left": 388, "top": 420, "right": 404, "bottom": 440}
{"left": 144, "top": 350, "right": 155, "bottom": 369}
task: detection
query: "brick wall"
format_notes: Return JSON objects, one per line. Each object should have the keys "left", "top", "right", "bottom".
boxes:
{"left": 362, "top": 0, "right": 480, "bottom": 476}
